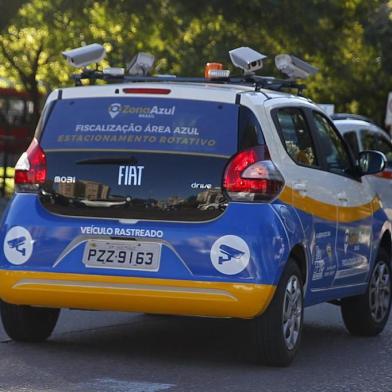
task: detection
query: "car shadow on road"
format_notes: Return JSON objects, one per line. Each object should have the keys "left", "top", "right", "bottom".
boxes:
{"left": 1, "top": 309, "right": 391, "bottom": 392}
{"left": 22, "top": 310, "right": 391, "bottom": 370}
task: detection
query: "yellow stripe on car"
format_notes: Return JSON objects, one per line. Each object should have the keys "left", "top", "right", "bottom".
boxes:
{"left": 279, "top": 186, "right": 381, "bottom": 223}
{"left": 0, "top": 270, "right": 276, "bottom": 319}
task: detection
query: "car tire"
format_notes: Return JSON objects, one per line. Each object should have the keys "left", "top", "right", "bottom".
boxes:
{"left": 0, "top": 301, "right": 60, "bottom": 342}
{"left": 341, "top": 249, "right": 392, "bottom": 337}
{"left": 254, "top": 259, "right": 304, "bottom": 367}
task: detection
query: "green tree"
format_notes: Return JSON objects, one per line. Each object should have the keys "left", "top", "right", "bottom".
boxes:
{"left": 0, "top": 0, "right": 91, "bottom": 122}
{"left": 0, "top": 0, "right": 390, "bottom": 124}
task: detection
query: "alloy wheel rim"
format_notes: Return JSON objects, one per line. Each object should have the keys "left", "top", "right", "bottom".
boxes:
{"left": 282, "top": 275, "right": 303, "bottom": 350}
{"left": 369, "top": 261, "right": 391, "bottom": 323}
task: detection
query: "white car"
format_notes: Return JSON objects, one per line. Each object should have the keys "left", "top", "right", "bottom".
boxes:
{"left": 333, "top": 114, "right": 392, "bottom": 218}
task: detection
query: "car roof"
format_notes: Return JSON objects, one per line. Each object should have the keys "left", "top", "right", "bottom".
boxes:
{"left": 333, "top": 118, "right": 389, "bottom": 137}
{"left": 334, "top": 118, "right": 376, "bottom": 128}
{"left": 331, "top": 113, "right": 376, "bottom": 124}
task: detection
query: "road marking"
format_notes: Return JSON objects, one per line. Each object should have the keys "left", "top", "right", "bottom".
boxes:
{"left": 0, "top": 379, "right": 175, "bottom": 392}
{"left": 77, "top": 378, "right": 175, "bottom": 392}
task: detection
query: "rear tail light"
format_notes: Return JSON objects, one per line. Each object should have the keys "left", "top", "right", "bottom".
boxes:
{"left": 14, "top": 138, "right": 47, "bottom": 192}
{"left": 223, "top": 146, "right": 284, "bottom": 201}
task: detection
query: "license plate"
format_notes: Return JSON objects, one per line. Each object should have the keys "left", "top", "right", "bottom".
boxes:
{"left": 83, "top": 240, "right": 161, "bottom": 271}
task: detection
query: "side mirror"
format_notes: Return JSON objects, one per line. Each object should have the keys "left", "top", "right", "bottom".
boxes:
{"left": 357, "top": 150, "right": 386, "bottom": 176}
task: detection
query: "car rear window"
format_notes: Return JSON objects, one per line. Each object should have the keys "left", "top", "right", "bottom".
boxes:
{"left": 40, "top": 97, "right": 239, "bottom": 156}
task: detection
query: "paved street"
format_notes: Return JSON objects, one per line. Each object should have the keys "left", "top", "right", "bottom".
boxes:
{"left": 0, "top": 304, "right": 390, "bottom": 392}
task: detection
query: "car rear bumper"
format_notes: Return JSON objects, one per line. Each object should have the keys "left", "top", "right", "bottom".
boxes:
{"left": 0, "top": 270, "right": 276, "bottom": 319}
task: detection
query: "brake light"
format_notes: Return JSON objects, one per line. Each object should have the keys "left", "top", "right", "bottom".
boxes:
{"left": 223, "top": 146, "right": 284, "bottom": 201}
{"left": 14, "top": 138, "right": 47, "bottom": 192}
{"left": 122, "top": 88, "right": 171, "bottom": 94}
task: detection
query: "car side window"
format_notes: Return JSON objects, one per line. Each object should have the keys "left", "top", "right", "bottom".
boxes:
{"left": 275, "top": 108, "right": 318, "bottom": 167}
{"left": 312, "top": 112, "right": 352, "bottom": 175}
{"left": 343, "top": 131, "right": 360, "bottom": 158}
{"left": 361, "top": 130, "right": 392, "bottom": 167}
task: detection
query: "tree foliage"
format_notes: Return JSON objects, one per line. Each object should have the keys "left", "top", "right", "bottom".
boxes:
{"left": 0, "top": 0, "right": 390, "bottom": 123}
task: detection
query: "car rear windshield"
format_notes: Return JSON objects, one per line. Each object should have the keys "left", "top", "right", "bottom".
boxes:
{"left": 38, "top": 97, "right": 265, "bottom": 222}
{"left": 40, "top": 97, "right": 240, "bottom": 156}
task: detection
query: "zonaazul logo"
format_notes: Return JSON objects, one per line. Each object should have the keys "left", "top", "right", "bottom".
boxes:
{"left": 108, "top": 103, "right": 122, "bottom": 119}
{"left": 108, "top": 103, "right": 175, "bottom": 118}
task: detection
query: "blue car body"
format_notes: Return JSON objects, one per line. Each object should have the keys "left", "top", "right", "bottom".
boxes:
{"left": 0, "top": 84, "right": 390, "bottom": 320}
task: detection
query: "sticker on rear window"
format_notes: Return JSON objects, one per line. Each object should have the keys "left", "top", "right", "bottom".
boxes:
{"left": 41, "top": 98, "right": 238, "bottom": 156}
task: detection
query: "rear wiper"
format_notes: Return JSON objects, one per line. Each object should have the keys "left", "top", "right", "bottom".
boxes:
{"left": 79, "top": 199, "right": 127, "bottom": 208}
{"left": 41, "top": 189, "right": 130, "bottom": 208}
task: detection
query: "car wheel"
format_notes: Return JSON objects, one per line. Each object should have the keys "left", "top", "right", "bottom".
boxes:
{"left": 341, "top": 249, "right": 392, "bottom": 336}
{"left": 254, "top": 259, "right": 304, "bottom": 366}
{"left": 0, "top": 301, "right": 60, "bottom": 342}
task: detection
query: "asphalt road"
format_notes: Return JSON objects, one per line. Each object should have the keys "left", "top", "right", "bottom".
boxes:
{"left": 0, "top": 304, "right": 390, "bottom": 392}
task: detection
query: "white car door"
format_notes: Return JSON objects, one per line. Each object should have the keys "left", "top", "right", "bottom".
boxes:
{"left": 270, "top": 105, "right": 339, "bottom": 290}
{"left": 310, "top": 112, "right": 375, "bottom": 287}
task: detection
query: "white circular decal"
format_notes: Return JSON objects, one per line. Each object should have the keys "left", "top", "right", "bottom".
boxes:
{"left": 3, "top": 226, "right": 33, "bottom": 265}
{"left": 210, "top": 235, "right": 250, "bottom": 275}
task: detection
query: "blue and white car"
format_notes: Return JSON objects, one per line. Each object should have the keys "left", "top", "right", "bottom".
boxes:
{"left": 0, "top": 47, "right": 391, "bottom": 367}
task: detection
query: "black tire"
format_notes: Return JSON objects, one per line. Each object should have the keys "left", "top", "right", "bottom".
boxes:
{"left": 341, "top": 249, "right": 392, "bottom": 337}
{"left": 254, "top": 259, "right": 304, "bottom": 367}
{"left": 0, "top": 301, "right": 60, "bottom": 342}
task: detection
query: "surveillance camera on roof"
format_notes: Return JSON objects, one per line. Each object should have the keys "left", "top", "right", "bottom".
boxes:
{"left": 127, "top": 52, "right": 155, "bottom": 76}
{"left": 62, "top": 43, "right": 106, "bottom": 68}
{"left": 229, "top": 47, "right": 267, "bottom": 75}
{"left": 275, "top": 54, "right": 318, "bottom": 79}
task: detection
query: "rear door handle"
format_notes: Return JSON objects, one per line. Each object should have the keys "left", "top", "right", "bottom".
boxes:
{"left": 337, "top": 192, "right": 348, "bottom": 202}
{"left": 293, "top": 182, "right": 307, "bottom": 194}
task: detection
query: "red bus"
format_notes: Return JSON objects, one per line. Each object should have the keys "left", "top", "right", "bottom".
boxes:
{"left": 0, "top": 88, "right": 37, "bottom": 197}
{"left": 0, "top": 87, "right": 37, "bottom": 162}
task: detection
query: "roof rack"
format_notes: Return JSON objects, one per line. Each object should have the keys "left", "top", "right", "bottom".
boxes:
{"left": 72, "top": 71, "right": 305, "bottom": 94}
{"left": 65, "top": 44, "right": 314, "bottom": 94}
